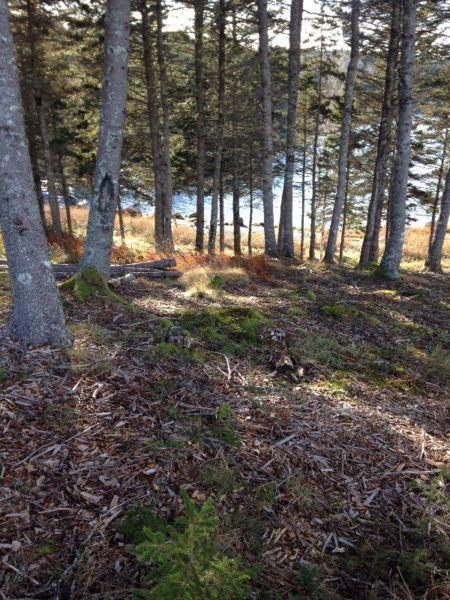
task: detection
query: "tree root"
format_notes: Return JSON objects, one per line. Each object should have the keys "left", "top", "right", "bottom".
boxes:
{"left": 60, "top": 267, "right": 135, "bottom": 309}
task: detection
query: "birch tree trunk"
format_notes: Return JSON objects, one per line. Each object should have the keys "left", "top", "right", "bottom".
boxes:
{"left": 257, "top": 0, "right": 277, "bottom": 256}
{"left": 324, "top": 0, "right": 360, "bottom": 263}
{"left": 309, "top": 34, "right": 323, "bottom": 260}
{"left": 231, "top": 6, "right": 241, "bottom": 255}
{"left": 278, "top": 0, "right": 303, "bottom": 258}
{"left": 426, "top": 169, "right": 450, "bottom": 273}
{"left": 194, "top": 0, "right": 206, "bottom": 251}
{"left": 379, "top": 0, "right": 416, "bottom": 280}
{"left": 140, "top": 0, "right": 164, "bottom": 251}
{"left": 82, "top": 0, "right": 131, "bottom": 277}
{"left": 0, "top": 0, "right": 69, "bottom": 346}
{"left": 155, "top": 0, "right": 174, "bottom": 253}
{"left": 359, "top": 0, "right": 400, "bottom": 266}
{"left": 208, "top": 0, "right": 226, "bottom": 254}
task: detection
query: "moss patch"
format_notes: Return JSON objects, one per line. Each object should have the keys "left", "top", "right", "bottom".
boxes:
{"left": 60, "top": 267, "right": 134, "bottom": 308}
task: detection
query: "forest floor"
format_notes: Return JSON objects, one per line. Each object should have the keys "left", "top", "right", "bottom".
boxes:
{"left": 0, "top": 257, "right": 449, "bottom": 599}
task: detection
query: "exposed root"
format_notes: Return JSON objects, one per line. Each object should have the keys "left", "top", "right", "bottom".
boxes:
{"left": 60, "top": 267, "right": 135, "bottom": 309}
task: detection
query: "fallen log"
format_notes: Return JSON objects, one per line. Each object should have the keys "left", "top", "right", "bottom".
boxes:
{"left": 52, "top": 269, "right": 180, "bottom": 281}
{"left": 0, "top": 258, "right": 176, "bottom": 274}
{"left": 0, "top": 258, "right": 177, "bottom": 277}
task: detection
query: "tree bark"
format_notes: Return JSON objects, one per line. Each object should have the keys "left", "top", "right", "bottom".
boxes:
{"left": 426, "top": 169, "right": 450, "bottom": 273}
{"left": 309, "top": 33, "right": 323, "bottom": 260}
{"left": 428, "top": 125, "right": 448, "bottom": 253}
{"left": 194, "top": 0, "right": 206, "bottom": 252}
{"left": 117, "top": 196, "right": 126, "bottom": 243}
{"left": 300, "top": 110, "right": 307, "bottom": 262}
{"left": 232, "top": 6, "right": 241, "bottom": 255}
{"left": 359, "top": 0, "right": 400, "bottom": 266}
{"left": 379, "top": 0, "right": 416, "bottom": 280}
{"left": 57, "top": 153, "right": 73, "bottom": 235}
{"left": 248, "top": 156, "right": 254, "bottom": 255}
{"left": 324, "top": 0, "right": 360, "bottom": 263}
{"left": 219, "top": 166, "right": 225, "bottom": 252}
{"left": 257, "top": 0, "right": 277, "bottom": 256}
{"left": 208, "top": 0, "right": 226, "bottom": 254}
{"left": 0, "top": 0, "right": 69, "bottom": 346}
{"left": 155, "top": 0, "right": 174, "bottom": 252}
{"left": 139, "top": 0, "right": 164, "bottom": 251}
{"left": 82, "top": 0, "right": 131, "bottom": 277}
{"left": 339, "top": 160, "right": 351, "bottom": 263}
{"left": 278, "top": 0, "right": 303, "bottom": 258}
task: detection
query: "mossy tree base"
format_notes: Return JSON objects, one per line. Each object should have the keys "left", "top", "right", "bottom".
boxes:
{"left": 60, "top": 267, "right": 134, "bottom": 309}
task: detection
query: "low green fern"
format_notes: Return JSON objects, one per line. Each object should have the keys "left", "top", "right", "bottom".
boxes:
{"left": 125, "top": 489, "right": 250, "bottom": 599}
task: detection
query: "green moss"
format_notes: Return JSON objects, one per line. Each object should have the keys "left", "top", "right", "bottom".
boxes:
{"left": 180, "top": 306, "right": 268, "bottom": 355}
{"left": 321, "top": 304, "right": 359, "bottom": 320}
{"left": 60, "top": 267, "right": 134, "bottom": 309}
{"left": 152, "top": 342, "right": 204, "bottom": 364}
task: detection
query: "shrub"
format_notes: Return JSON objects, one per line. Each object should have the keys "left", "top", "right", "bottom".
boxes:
{"left": 123, "top": 490, "right": 250, "bottom": 599}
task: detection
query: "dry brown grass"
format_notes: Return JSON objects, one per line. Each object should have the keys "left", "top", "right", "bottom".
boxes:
{"left": 1, "top": 206, "right": 448, "bottom": 272}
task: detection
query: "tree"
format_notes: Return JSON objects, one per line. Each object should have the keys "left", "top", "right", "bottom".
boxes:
{"left": 378, "top": 0, "right": 417, "bottom": 280}
{"left": 25, "top": 0, "right": 63, "bottom": 235}
{"left": 278, "top": 0, "right": 303, "bottom": 259}
{"left": 324, "top": 0, "right": 361, "bottom": 263}
{"left": 140, "top": 0, "right": 164, "bottom": 251}
{"left": 256, "top": 0, "right": 277, "bottom": 256}
{"left": 426, "top": 168, "right": 450, "bottom": 272}
{"left": 0, "top": 0, "right": 69, "bottom": 346}
{"left": 155, "top": 0, "right": 174, "bottom": 252}
{"left": 208, "top": 0, "right": 226, "bottom": 254}
{"left": 81, "top": 0, "right": 131, "bottom": 277}
{"left": 359, "top": 0, "right": 401, "bottom": 266}
{"left": 194, "top": 0, "right": 206, "bottom": 252}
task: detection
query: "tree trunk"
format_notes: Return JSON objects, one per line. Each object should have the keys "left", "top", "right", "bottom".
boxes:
{"left": 194, "top": 0, "right": 206, "bottom": 252}
{"left": 248, "top": 157, "right": 254, "bottom": 255}
{"left": 232, "top": 7, "right": 241, "bottom": 255}
{"left": 155, "top": 0, "right": 174, "bottom": 253}
{"left": 0, "top": 0, "right": 69, "bottom": 346}
{"left": 360, "top": 0, "right": 400, "bottom": 266}
{"left": 339, "top": 160, "right": 351, "bottom": 263}
{"left": 300, "top": 110, "right": 307, "bottom": 262}
{"left": 379, "top": 0, "right": 416, "bottom": 280}
{"left": 426, "top": 169, "right": 450, "bottom": 273}
{"left": 25, "top": 0, "right": 62, "bottom": 236}
{"left": 57, "top": 153, "right": 73, "bottom": 236}
{"left": 428, "top": 125, "right": 448, "bottom": 253}
{"left": 309, "top": 33, "right": 323, "bottom": 260}
{"left": 82, "top": 0, "right": 131, "bottom": 277}
{"left": 208, "top": 0, "right": 226, "bottom": 254}
{"left": 28, "top": 117, "right": 47, "bottom": 229}
{"left": 278, "top": 0, "right": 303, "bottom": 258}
{"left": 117, "top": 196, "right": 126, "bottom": 243}
{"left": 257, "top": 0, "right": 277, "bottom": 256}
{"left": 324, "top": 0, "right": 360, "bottom": 263}
{"left": 140, "top": 0, "right": 164, "bottom": 251}
{"left": 219, "top": 166, "right": 225, "bottom": 252}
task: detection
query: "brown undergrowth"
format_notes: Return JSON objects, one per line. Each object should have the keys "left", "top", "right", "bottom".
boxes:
{"left": 0, "top": 261, "right": 449, "bottom": 599}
